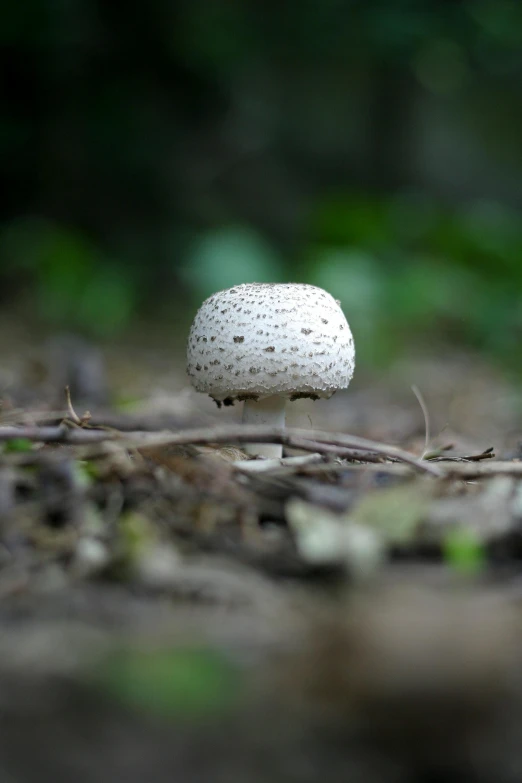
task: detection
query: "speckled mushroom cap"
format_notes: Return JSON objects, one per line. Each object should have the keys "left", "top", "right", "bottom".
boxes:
{"left": 186, "top": 283, "right": 355, "bottom": 404}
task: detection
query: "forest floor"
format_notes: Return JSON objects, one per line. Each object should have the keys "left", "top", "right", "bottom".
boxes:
{"left": 1, "top": 324, "right": 522, "bottom": 783}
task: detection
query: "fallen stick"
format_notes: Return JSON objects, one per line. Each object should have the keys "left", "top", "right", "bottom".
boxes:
{"left": 0, "top": 423, "right": 443, "bottom": 476}
{"left": 0, "top": 424, "right": 110, "bottom": 444}
{"left": 295, "top": 460, "right": 522, "bottom": 480}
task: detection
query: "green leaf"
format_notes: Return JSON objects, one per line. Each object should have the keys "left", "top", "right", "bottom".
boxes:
{"left": 3, "top": 438, "right": 33, "bottom": 453}
{"left": 96, "top": 647, "right": 241, "bottom": 720}
{"left": 443, "top": 527, "right": 486, "bottom": 574}
{"left": 74, "top": 266, "right": 136, "bottom": 338}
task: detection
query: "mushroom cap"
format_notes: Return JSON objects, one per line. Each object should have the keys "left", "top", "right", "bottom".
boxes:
{"left": 186, "top": 283, "right": 355, "bottom": 403}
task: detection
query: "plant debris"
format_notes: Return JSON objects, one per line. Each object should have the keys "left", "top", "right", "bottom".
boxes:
{"left": 1, "top": 365, "right": 522, "bottom": 783}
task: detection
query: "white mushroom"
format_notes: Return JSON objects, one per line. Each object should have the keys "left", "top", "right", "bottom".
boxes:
{"left": 186, "top": 283, "right": 355, "bottom": 458}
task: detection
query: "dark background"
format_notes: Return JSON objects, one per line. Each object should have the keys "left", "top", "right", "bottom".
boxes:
{"left": 2, "top": 0, "right": 522, "bottom": 371}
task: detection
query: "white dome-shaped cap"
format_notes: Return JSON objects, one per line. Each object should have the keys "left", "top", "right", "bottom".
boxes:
{"left": 186, "top": 283, "right": 355, "bottom": 404}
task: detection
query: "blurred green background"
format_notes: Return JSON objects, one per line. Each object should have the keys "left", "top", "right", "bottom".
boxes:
{"left": 2, "top": 0, "right": 522, "bottom": 371}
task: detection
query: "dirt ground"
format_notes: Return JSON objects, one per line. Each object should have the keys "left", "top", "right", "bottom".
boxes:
{"left": 1, "top": 324, "right": 522, "bottom": 783}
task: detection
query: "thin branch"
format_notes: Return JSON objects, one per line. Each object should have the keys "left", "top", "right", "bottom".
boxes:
{"left": 0, "top": 423, "right": 444, "bottom": 476}
{"left": 65, "top": 386, "right": 81, "bottom": 425}
{"left": 65, "top": 386, "right": 91, "bottom": 426}
{"left": 294, "top": 459, "right": 522, "bottom": 480}
{"left": 285, "top": 436, "right": 385, "bottom": 463}
{"left": 428, "top": 447, "right": 495, "bottom": 463}
{"left": 0, "top": 424, "right": 110, "bottom": 444}
{"left": 411, "top": 384, "right": 430, "bottom": 458}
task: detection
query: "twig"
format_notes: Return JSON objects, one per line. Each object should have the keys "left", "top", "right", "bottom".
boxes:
{"left": 0, "top": 423, "right": 444, "bottom": 476}
{"left": 283, "top": 436, "right": 385, "bottom": 463}
{"left": 296, "top": 460, "right": 522, "bottom": 480}
{"left": 65, "top": 386, "right": 91, "bottom": 426}
{"left": 428, "top": 447, "right": 495, "bottom": 463}
{"left": 125, "top": 426, "right": 443, "bottom": 476}
{"left": 411, "top": 384, "right": 430, "bottom": 458}
{"left": 0, "top": 424, "right": 110, "bottom": 444}
{"left": 293, "top": 462, "right": 416, "bottom": 478}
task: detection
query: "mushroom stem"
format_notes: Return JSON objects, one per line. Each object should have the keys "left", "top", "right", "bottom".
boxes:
{"left": 242, "top": 396, "right": 285, "bottom": 458}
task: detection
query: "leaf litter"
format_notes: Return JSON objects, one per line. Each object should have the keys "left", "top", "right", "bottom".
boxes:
{"left": 0, "top": 351, "right": 522, "bottom": 782}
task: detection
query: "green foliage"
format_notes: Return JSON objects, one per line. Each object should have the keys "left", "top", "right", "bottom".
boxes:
{"left": 2, "top": 0, "right": 522, "bottom": 368}
{"left": 177, "top": 1, "right": 256, "bottom": 72}
{"left": 96, "top": 647, "right": 241, "bottom": 721}
{"left": 306, "top": 194, "right": 522, "bottom": 369}
{"left": 443, "top": 527, "right": 486, "bottom": 574}
{"left": 0, "top": 219, "right": 136, "bottom": 338}
{"left": 72, "top": 460, "right": 96, "bottom": 487}
{"left": 2, "top": 190, "right": 522, "bottom": 370}
{"left": 180, "top": 226, "right": 284, "bottom": 300}
{"left": 2, "top": 438, "right": 33, "bottom": 454}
